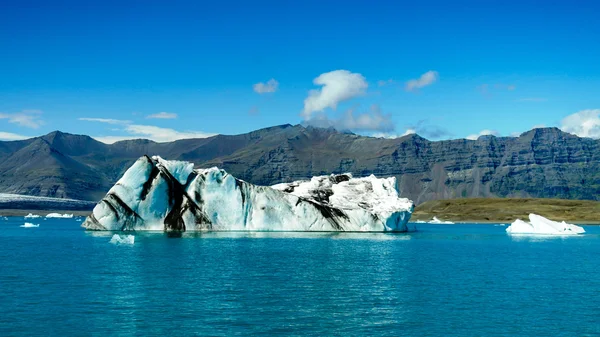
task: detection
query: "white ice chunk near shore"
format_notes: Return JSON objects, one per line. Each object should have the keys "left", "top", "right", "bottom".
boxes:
{"left": 428, "top": 217, "right": 454, "bottom": 224}
{"left": 506, "top": 214, "right": 585, "bottom": 235}
{"left": 45, "top": 213, "right": 74, "bottom": 219}
{"left": 24, "top": 213, "right": 41, "bottom": 219}
{"left": 109, "top": 234, "right": 135, "bottom": 245}
{"left": 20, "top": 222, "right": 39, "bottom": 228}
{"left": 83, "top": 155, "right": 414, "bottom": 232}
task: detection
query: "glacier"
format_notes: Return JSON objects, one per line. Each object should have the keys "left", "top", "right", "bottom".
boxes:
{"left": 82, "top": 155, "right": 414, "bottom": 232}
{"left": 506, "top": 214, "right": 585, "bottom": 235}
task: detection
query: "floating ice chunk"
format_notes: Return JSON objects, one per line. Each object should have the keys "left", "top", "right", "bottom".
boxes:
{"left": 20, "top": 222, "right": 39, "bottom": 228}
{"left": 109, "top": 234, "right": 135, "bottom": 245}
{"left": 428, "top": 217, "right": 454, "bottom": 224}
{"left": 506, "top": 214, "right": 585, "bottom": 235}
{"left": 83, "top": 156, "right": 414, "bottom": 232}
{"left": 45, "top": 213, "right": 74, "bottom": 219}
{"left": 24, "top": 213, "right": 41, "bottom": 219}
{"left": 414, "top": 220, "right": 427, "bottom": 224}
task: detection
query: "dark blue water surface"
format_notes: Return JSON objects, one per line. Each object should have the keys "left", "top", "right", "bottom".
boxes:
{"left": 1, "top": 218, "right": 600, "bottom": 336}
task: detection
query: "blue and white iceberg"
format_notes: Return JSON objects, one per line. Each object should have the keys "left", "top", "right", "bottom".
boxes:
{"left": 83, "top": 156, "right": 414, "bottom": 232}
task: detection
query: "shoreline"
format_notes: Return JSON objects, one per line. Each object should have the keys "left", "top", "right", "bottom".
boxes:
{"left": 2, "top": 209, "right": 600, "bottom": 226}
{"left": 0, "top": 209, "right": 91, "bottom": 217}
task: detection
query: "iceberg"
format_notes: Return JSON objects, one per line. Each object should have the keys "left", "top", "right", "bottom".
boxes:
{"left": 45, "top": 213, "right": 74, "bottom": 219}
{"left": 428, "top": 217, "right": 455, "bottom": 224}
{"left": 24, "top": 213, "right": 41, "bottom": 219}
{"left": 506, "top": 214, "right": 585, "bottom": 235}
{"left": 109, "top": 234, "right": 135, "bottom": 245}
{"left": 20, "top": 222, "right": 39, "bottom": 228}
{"left": 83, "top": 155, "right": 414, "bottom": 232}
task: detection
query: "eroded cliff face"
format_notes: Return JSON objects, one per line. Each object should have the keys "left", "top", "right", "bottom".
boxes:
{"left": 202, "top": 127, "right": 600, "bottom": 204}
{"left": 1, "top": 126, "right": 599, "bottom": 204}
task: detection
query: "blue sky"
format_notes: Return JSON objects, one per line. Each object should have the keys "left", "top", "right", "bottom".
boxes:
{"left": 1, "top": 0, "right": 599, "bottom": 142}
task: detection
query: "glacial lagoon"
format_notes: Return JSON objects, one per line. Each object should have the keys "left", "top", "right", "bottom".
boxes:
{"left": 1, "top": 218, "right": 600, "bottom": 336}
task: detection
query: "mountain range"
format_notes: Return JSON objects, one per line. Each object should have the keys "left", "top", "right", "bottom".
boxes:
{"left": 0, "top": 124, "right": 597, "bottom": 205}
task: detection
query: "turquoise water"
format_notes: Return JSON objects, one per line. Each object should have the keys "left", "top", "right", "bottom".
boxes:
{"left": 1, "top": 218, "right": 600, "bottom": 336}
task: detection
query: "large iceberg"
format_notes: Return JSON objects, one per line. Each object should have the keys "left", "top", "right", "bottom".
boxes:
{"left": 82, "top": 156, "right": 414, "bottom": 232}
{"left": 506, "top": 214, "right": 585, "bottom": 235}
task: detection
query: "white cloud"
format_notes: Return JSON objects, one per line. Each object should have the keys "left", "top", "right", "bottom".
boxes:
{"left": 0, "top": 131, "right": 30, "bottom": 141}
{"left": 335, "top": 105, "right": 394, "bottom": 132}
{"left": 80, "top": 117, "right": 215, "bottom": 143}
{"left": 560, "top": 109, "right": 600, "bottom": 138}
{"left": 92, "top": 124, "right": 215, "bottom": 143}
{"left": 0, "top": 110, "right": 44, "bottom": 128}
{"left": 304, "top": 105, "right": 394, "bottom": 133}
{"left": 371, "top": 128, "right": 416, "bottom": 139}
{"left": 253, "top": 79, "right": 279, "bottom": 94}
{"left": 466, "top": 129, "right": 499, "bottom": 140}
{"left": 302, "top": 70, "right": 368, "bottom": 120}
{"left": 402, "top": 128, "right": 417, "bottom": 136}
{"left": 146, "top": 112, "right": 177, "bottom": 119}
{"left": 78, "top": 118, "right": 132, "bottom": 124}
{"left": 405, "top": 71, "right": 439, "bottom": 92}
{"left": 124, "top": 125, "right": 214, "bottom": 142}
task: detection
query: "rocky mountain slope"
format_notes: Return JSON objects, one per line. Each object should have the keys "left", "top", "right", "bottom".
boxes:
{"left": 0, "top": 125, "right": 597, "bottom": 204}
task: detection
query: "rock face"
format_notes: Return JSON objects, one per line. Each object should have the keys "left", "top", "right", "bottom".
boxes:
{"left": 82, "top": 156, "right": 414, "bottom": 232}
{"left": 1, "top": 126, "right": 600, "bottom": 204}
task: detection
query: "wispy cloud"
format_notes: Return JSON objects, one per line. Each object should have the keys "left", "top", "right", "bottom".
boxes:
{"left": 0, "top": 110, "right": 44, "bottom": 128}
{"left": 146, "top": 112, "right": 177, "bottom": 119}
{"left": 302, "top": 70, "right": 368, "bottom": 120}
{"left": 466, "top": 129, "right": 499, "bottom": 140}
{"left": 248, "top": 106, "right": 260, "bottom": 116}
{"left": 405, "top": 119, "right": 452, "bottom": 139}
{"left": 405, "top": 71, "right": 439, "bottom": 92}
{"left": 516, "top": 97, "right": 547, "bottom": 102}
{"left": 253, "top": 78, "right": 279, "bottom": 94}
{"left": 560, "top": 109, "right": 600, "bottom": 138}
{"left": 0, "top": 131, "right": 30, "bottom": 141}
{"left": 78, "top": 118, "right": 132, "bottom": 124}
{"left": 79, "top": 117, "right": 215, "bottom": 143}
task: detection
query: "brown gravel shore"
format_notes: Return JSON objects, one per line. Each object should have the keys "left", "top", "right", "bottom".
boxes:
{"left": 412, "top": 198, "right": 600, "bottom": 225}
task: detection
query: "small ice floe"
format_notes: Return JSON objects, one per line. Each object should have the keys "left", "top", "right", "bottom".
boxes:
{"left": 20, "top": 222, "right": 40, "bottom": 228}
{"left": 414, "top": 220, "right": 427, "bottom": 224}
{"left": 45, "top": 213, "right": 74, "bottom": 219}
{"left": 428, "top": 217, "right": 455, "bottom": 224}
{"left": 1, "top": 216, "right": 7, "bottom": 220}
{"left": 506, "top": 214, "right": 585, "bottom": 235}
{"left": 24, "top": 213, "right": 42, "bottom": 219}
{"left": 109, "top": 234, "right": 135, "bottom": 245}
{"left": 493, "top": 224, "right": 507, "bottom": 227}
